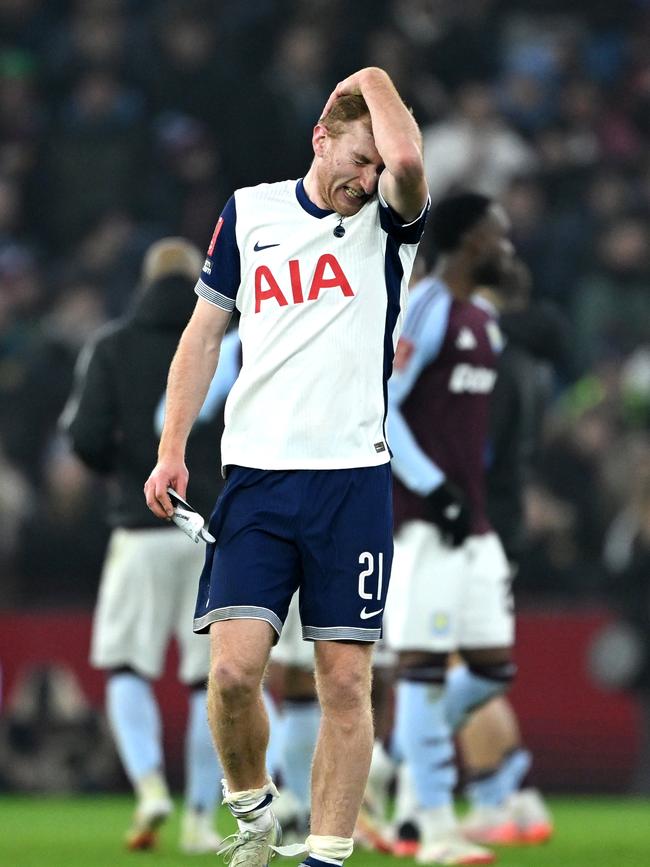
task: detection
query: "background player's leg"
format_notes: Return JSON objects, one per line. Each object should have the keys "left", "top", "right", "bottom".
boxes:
{"left": 269, "top": 592, "right": 320, "bottom": 840}
{"left": 391, "top": 651, "right": 501, "bottom": 863}
{"left": 181, "top": 684, "right": 223, "bottom": 852}
{"left": 444, "top": 654, "right": 515, "bottom": 732}
{"left": 459, "top": 695, "right": 553, "bottom": 845}
{"left": 263, "top": 687, "right": 283, "bottom": 780}
{"left": 277, "top": 665, "right": 320, "bottom": 840}
{"left": 106, "top": 669, "right": 172, "bottom": 849}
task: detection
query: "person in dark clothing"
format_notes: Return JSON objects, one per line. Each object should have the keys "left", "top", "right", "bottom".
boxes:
{"left": 485, "top": 257, "right": 569, "bottom": 559}
{"left": 61, "top": 238, "right": 228, "bottom": 853}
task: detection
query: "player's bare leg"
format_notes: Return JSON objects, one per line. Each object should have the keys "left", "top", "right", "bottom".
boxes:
{"left": 460, "top": 694, "right": 520, "bottom": 767}
{"left": 208, "top": 619, "right": 281, "bottom": 866}
{"left": 209, "top": 619, "right": 275, "bottom": 788}
{"left": 308, "top": 641, "right": 374, "bottom": 861}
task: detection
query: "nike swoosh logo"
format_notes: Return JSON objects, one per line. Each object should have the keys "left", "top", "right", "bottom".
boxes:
{"left": 360, "top": 607, "right": 384, "bottom": 620}
{"left": 254, "top": 241, "right": 280, "bottom": 252}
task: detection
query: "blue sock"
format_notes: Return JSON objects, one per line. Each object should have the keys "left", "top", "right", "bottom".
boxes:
{"left": 185, "top": 689, "right": 222, "bottom": 812}
{"left": 106, "top": 673, "right": 162, "bottom": 783}
{"left": 264, "top": 690, "right": 283, "bottom": 780}
{"left": 500, "top": 748, "right": 531, "bottom": 797}
{"left": 467, "top": 748, "right": 532, "bottom": 808}
{"left": 395, "top": 680, "right": 456, "bottom": 808}
{"left": 444, "top": 663, "right": 508, "bottom": 732}
{"left": 279, "top": 699, "right": 320, "bottom": 808}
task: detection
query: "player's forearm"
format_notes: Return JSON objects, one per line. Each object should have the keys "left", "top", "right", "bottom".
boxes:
{"left": 358, "top": 67, "right": 423, "bottom": 180}
{"left": 158, "top": 328, "right": 221, "bottom": 460}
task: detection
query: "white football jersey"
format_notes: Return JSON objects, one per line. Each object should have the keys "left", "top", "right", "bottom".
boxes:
{"left": 195, "top": 178, "right": 429, "bottom": 470}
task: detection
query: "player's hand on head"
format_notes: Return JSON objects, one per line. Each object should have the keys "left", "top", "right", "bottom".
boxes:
{"left": 144, "top": 459, "right": 189, "bottom": 520}
{"left": 320, "top": 69, "right": 367, "bottom": 120}
{"left": 425, "top": 480, "right": 471, "bottom": 548}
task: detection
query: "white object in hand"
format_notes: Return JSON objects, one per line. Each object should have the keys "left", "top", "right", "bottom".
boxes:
{"left": 167, "top": 487, "right": 215, "bottom": 544}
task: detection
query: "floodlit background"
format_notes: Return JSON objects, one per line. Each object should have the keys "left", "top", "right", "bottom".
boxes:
{"left": 1, "top": 0, "right": 649, "bottom": 802}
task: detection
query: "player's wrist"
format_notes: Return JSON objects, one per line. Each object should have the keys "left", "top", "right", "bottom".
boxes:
{"left": 157, "top": 439, "right": 186, "bottom": 462}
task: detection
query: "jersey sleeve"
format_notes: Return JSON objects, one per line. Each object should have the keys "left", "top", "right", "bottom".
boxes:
{"left": 377, "top": 178, "right": 430, "bottom": 244}
{"left": 195, "top": 195, "right": 241, "bottom": 311}
{"left": 387, "top": 284, "right": 451, "bottom": 495}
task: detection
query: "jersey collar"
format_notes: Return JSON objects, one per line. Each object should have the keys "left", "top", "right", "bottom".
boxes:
{"left": 296, "top": 178, "right": 334, "bottom": 219}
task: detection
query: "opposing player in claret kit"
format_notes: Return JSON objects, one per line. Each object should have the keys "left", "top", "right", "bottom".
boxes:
{"left": 383, "top": 192, "right": 517, "bottom": 865}
{"left": 145, "top": 66, "right": 429, "bottom": 867}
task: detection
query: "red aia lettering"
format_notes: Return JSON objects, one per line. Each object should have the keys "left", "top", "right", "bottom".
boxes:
{"left": 255, "top": 266, "right": 289, "bottom": 314}
{"left": 289, "top": 260, "right": 304, "bottom": 304}
{"left": 254, "top": 254, "right": 353, "bottom": 313}
{"left": 307, "top": 253, "right": 353, "bottom": 300}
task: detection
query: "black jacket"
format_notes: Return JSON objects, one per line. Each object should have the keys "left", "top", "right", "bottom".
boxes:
{"left": 63, "top": 275, "right": 227, "bottom": 528}
{"left": 487, "top": 301, "right": 568, "bottom": 558}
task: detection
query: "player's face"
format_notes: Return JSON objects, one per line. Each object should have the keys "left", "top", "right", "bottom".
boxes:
{"left": 471, "top": 204, "right": 514, "bottom": 285}
{"left": 313, "top": 119, "right": 384, "bottom": 216}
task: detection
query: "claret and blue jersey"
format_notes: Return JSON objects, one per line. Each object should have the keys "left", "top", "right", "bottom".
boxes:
{"left": 388, "top": 275, "right": 502, "bottom": 535}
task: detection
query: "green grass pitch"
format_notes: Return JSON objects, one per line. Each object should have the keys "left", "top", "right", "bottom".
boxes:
{"left": 1, "top": 795, "right": 649, "bottom": 866}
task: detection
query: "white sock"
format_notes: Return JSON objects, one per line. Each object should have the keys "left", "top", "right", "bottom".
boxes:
{"left": 106, "top": 673, "right": 162, "bottom": 785}
{"left": 185, "top": 688, "right": 221, "bottom": 813}
{"left": 223, "top": 778, "right": 279, "bottom": 833}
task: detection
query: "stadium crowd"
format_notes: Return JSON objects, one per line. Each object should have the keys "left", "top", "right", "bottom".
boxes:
{"left": 0, "top": 0, "right": 649, "bottom": 624}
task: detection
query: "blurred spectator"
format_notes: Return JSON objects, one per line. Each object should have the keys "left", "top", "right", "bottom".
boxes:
{"left": 37, "top": 69, "right": 147, "bottom": 250}
{"left": 573, "top": 214, "right": 650, "bottom": 371}
{"left": 422, "top": 81, "right": 537, "bottom": 201}
{"left": 149, "top": 113, "right": 229, "bottom": 248}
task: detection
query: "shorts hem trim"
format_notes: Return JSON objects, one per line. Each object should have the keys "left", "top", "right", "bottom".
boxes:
{"left": 194, "top": 605, "right": 282, "bottom": 637}
{"left": 302, "top": 625, "right": 381, "bottom": 642}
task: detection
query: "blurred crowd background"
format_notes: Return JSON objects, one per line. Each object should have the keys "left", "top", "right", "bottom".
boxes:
{"left": 1, "top": 0, "right": 650, "bottom": 748}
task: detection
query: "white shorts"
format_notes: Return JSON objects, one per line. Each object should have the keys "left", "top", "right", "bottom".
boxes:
{"left": 270, "top": 593, "right": 315, "bottom": 670}
{"left": 385, "top": 521, "right": 514, "bottom": 652}
{"left": 91, "top": 528, "right": 210, "bottom": 683}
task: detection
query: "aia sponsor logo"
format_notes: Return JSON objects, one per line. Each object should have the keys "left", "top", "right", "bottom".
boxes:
{"left": 254, "top": 253, "right": 353, "bottom": 313}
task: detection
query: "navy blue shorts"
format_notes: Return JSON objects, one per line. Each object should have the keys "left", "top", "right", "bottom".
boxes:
{"left": 193, "top": 464, "right": 393, "bottom": 642}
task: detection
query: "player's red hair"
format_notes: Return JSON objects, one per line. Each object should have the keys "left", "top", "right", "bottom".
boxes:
{"left": 320, "top": 95, "right": 371, "bottom": 137}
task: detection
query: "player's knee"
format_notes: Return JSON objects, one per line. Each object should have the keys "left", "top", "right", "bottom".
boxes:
{"left": 209, "top": 657, "right": 261, "bottom": 707}
{"left": 319, "top": 664, "right": 371, "bottom": 718}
